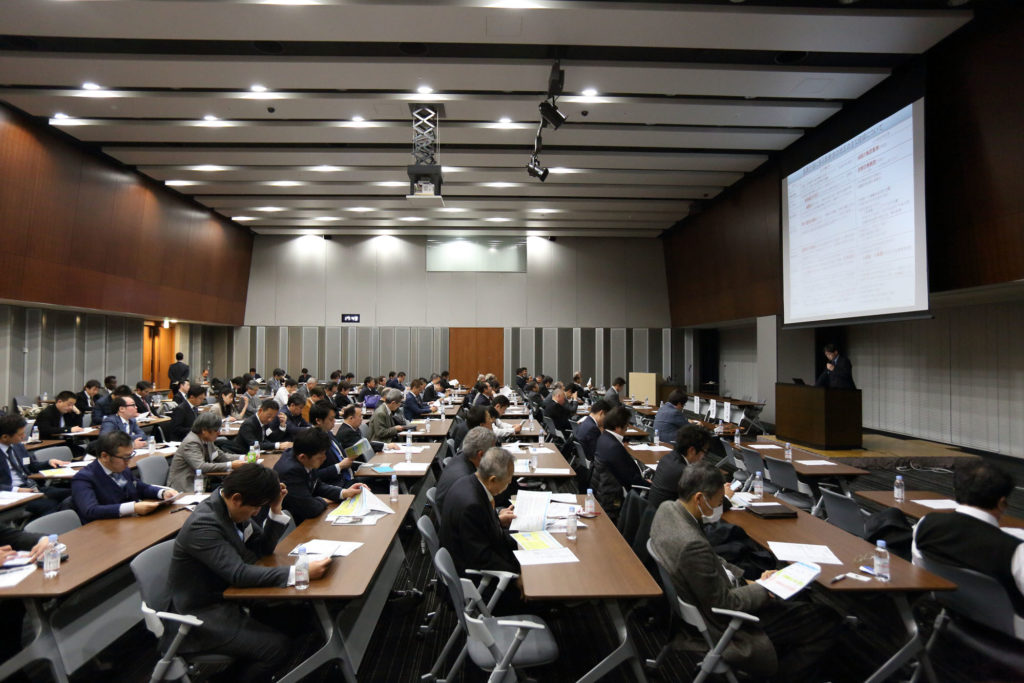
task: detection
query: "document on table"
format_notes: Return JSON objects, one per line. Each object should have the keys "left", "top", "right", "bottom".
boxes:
{"left": 509, "top": 491, "right": 551, "bottom": 532}
{"left": 912, "top": 499, "right": 958, "bottom": 510}
{"left": 767, "top": 541, "right": 842, "bottom": 565}
{"left": 514, "top": 459, "right": 532, "bottom": 474}
{"left": 728, "top": 492, "right": 756, "bottom": 509}
{"left": 757, "top": 562, "right": 822, "bottom": 599}
{"left": 289, "top": 539, "right": 363, "bottom": 558}
{"left": 798, "top": 459, "right": 838, "bottom": 466}
{"left": 551, "top": 493, "right": 578, "bottom": 504}
{"left": 392, "top": 462, "right": 430, "bottom": 474}
{"left": 0, "top": 565, "right": 36, "bottom": 588}
{"left": 748, "top": 444, "right": 782, "bottom": 450}
{"left": 630, "top": 443, "right": 671, "bottom": 452}
{"left": 513, "top": 547, "right": 579, "bottom": 566}
{"left": 174, "top": 493, "right": 210, "bottom": 506}
{"left": 512, "top": 530, "right": 562, "bottom": 551}
{"left": 38, "top": 468, "right": 76, "bottom": 477}
{"left": 393, "top": 445, "right": 429, "bottom": 453}
{"left": 0, "top": 491, "right": 40, "bottom": 504}
{"left": 328, "top": 490, "right": 394, "bottom": 519}
{"left": 532, "top": 468, "right": 571, "bottom": 476}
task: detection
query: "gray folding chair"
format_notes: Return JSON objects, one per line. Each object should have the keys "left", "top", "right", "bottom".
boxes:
{"left": 719, "top": 442, "right": 748, "bottom": 488}
{"left": 31, "top": 445, "right": 73, "bottom": 465}
{"left": 24, "top": 509, "right": 82, "bottom": 536}
{"left": 820, "top": 488, "right": 868, "bottom": 537}
{"left": 359, "top": 422, "right": 370, "bottom": 438}
{"left": 646, "top": 539, "right": 757, "bottom": 682}
{"left": 82, "top": 413, "right": 93, "bottom": 428}
{"left": 762, "top": 457, "right": 814, "bottom": 511}
{"left": 737, "top": 449, "right": 778, "bottom": 495}
{"left": 130, "top": 541, "right": 233, "bottom": 682}
{"left": 136, "top": 455, "right": 170, "bottom": 487}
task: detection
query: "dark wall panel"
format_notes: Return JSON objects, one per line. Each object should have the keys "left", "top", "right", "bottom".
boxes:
{"left": 0, "top": 104, "right": 252, "bottom": 325}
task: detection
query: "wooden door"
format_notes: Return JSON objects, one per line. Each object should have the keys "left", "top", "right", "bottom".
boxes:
{"left": 448, "top": 328, "right": 504, "bottom": 386}
{"left": 142, "top": 322, "right": 178, "bottom": 390}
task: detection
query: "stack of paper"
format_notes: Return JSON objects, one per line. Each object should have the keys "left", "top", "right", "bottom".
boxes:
{"left": 912, "top": 499, "right": 958, "bottom": 510}
{"left": 393, "top": 445, "right": 429, "bottom": 453}
{"left": 748, "top": 444, "right": 782, "bottom": 450}
{"left": 509, "top": 491, "right": 551, "bottom": 532}
{"left": 798, "top": 459, "right": 838, "bottom": 467}
{"left": 289, "top": 539, "right": 363, "bottom": 559}
{"left": 511, "top": 531, "right": 579, "bottom": 566}
{"left": 174, "top": 493, "right": 210, "bottom": 506}
{"left": 38, "top": 468, "right": 76, "bottom": 477}
{"left": 0, "top": 564, "right": 36, "bottom": 588}
{"left": 0, "top": 491, "right": 41, "bottom": 504}
{"left": 630, "top": 443, "right": 671, "bottom": 452}
{"left": 327, "top": 490, "right": 394, "bottom": 525}
{"left": 392, "top": 462, "right": 430, "bottom": 474}
{"left": 757, "top": 561, "right": 821, "bottom": 599}
{"left": 767, "top": 541, "right": 842, "bottom": 565}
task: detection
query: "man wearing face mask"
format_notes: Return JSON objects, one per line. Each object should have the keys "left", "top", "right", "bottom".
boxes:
{"left": 650, "top": 462, "right": 839, "bottom": 681}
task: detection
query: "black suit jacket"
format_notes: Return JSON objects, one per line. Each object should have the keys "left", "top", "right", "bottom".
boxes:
{"left": 273, "top": 451, "right": 343, "bottom": 525}
{"left": 434, "top": 454, "right": 475, "bottom": 520}
{"left": 0, "top": 443, "right": 45, "bottom": 491}
{"left": 422, "top": 384, "right": 440, "bottom": 403}
{"left": 168, "top": 361, "right": 191, "bottom": 384}
{"left": 594, "top": 431, "right": 646, "bottom": 490}
{"left": 230, "top": 414, "right": 286, "bottom": 453}
{"left": 574, "top": 415, "right": 601, "bottom": 461}
{"left": 75, "top": 391, "right": 96, "bottom": 417}
{"left": 133, "top": 392, "right": 155, "bottom": 416}
{"left": 0, "top": 525, "right": 41, "bottom": 550}
{"left": 169, "top": 401, "right": 199, "bottom": 441}
{"left": 815, "top": 354, "right": 855, "bottom": 390}
{"left": 439, "top": 473, "right": 519, "bottom": 577}
{"left": 336, "top": 422, "right": 384, "bottom": 453}
{"left": 473, "top": 393, "right": 492, "bottom": 407}
{"left": 34, "top": 404, "right": 81, "bottom": 439}
{"left": 648, "top": 452, "right": 688, "bottom": 509}
{"left": 542, "top": 397, "right": 574, "bottom": 433}
{"left": 169, "top": 492, "right": 290, "bottom": 650}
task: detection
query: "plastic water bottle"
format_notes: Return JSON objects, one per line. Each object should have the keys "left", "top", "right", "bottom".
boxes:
{"left": 405, "top": 448, "right": 413, "bottom": 464}
{"left": 874, "top": 540, "right": 891, "bottom": 582}
{"left": 733, "top": 429, "right": 741, "bottom": 446}
{"left": 894, "top": 475, "right": 905, "bottom": 503}
{"left": 585, "top": 489, "right": 596, "bottom": 515}
{"left": 715, "top": 420, "right": 724, "bottom": 435}
{"left": 406, "top": 429, "right": 413, "bottom": 446}
{"left": 566, "top": 507, "right": 578, "bottom": 540}
{"left": 44, "top": 535, "right": 60, "bottom": 579}
{"left": 42, "top": 391, "right": 48, "bottom": 402}
{"left": 390, "top": 474, "right": 399, "bottom": 502}
{"left": 653, "top": 429, "right": 659, "bottom": 444}
{"left": 295, "top": 546, "right": 310, "bottom": 590}
{"left": 148, "top": 436, "right": 156, "bottom": 454}
{"left": 194, "top": 468, "right": 204, "bottom": 495}
{"left": 30, "top": 424, "right": 39, "bottom": 442}
{"left": 752, "top": 471, "right": 764, "bottom": 501}
{"left": 784, "top": 442, "right": 793, "bottom": 461}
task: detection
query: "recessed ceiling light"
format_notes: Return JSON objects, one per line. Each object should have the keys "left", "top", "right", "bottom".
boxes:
{"left": 232, "top": 216, "right": 256, "bottom": 222}
{"left": 484, "top": 182, "right": 519, "bottom": 188}
{"left": 81, "top": 82, "right": 102, "bottom": 90}
{"left": 266, "top": 180, "right": 304, "bottom": 187}
{"left": 313, "top": 216, "right": 341, "bottom": 221}
{"left": 255, "top": 206, "right": 286, "bottom": 212}
{"left": 485, "top": 217, "right": 511, "bottom": 222}
{"left": 250, "top": 84, "right": 268, "bottom": 92}
{"left": 437, "top": 207, "right": 467, "bottom": 213}
{"left": 547, "top": 167, "right": 580, "bottom": 174}
{"left": 261, "top": 0, "right": 322, "bottom": 4}
{"left": 530, "top": 208, "right": 560, "bottom": 214}
{"left": 499, "top": 117, "right": 511, "bottom": 124}
{"left": 165, "top": 180, "right": 199, "bottom": 187}
{"left": 490, "top": 0, "right": 541, "bottom": 7}
{"left": 417, "top": 85, "right": 434, "bottom": 95}
{"left": 346, "top": 207, "right": 376, "bottom": 212}
{"left": 309, "top": 165, "right": 341, "bottom": 172}
{"left": 203, "top": 114, "right": 219, "bottom": 122}
{"left": 191, "top": 164, "right": 228, "bottom": 172}
{"left": 441, "top": 166, "right": 465, "bottom": 173}
{"left": 581, "top": 88, "right": 598, "bottom": 98}
{"left": 352, "top": 115, "right": 364, "bottom": 122}
{"left": 400, "top": 216, "right": 426, "bottom": 222}
{"left": 376, "top": 181, "right": 407, "bottom": 187}
{"left": 52, "top": 112, "right": 70, "bottom": 120}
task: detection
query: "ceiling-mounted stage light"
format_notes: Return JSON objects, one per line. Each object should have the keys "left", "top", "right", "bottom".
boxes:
{"left": 538, "top": 100, "right": 566, "bottom": 130}
{"left": 526, "top": 156, "right": 549, "bottom": 182}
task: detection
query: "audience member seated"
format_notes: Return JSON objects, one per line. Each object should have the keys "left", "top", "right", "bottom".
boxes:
{"left": 296, "top": 376, "right": 317, "bottom": 402}
{"left": 367, "top": 389, "right": 408, "bottom": 443}
{"left": 239, "top": 381, "right": 260, "bottom": 417}
{"left": 282, "top": 393, "right": 311, "bottom": 438}
{"left": 274, "top": 378, "right": 298, "bottom": 408}
{"left": 542, "top": 388, "right": 577, "bottom": 434}
{"left": 93, "top": 384, "right": 133, "bottom": 425}
{"left": 168, "top": 464, "right": 329, "bottom": 680}
{"left": 514, "top": 367, "right": 529, "bottom": 391}
{"left": 133, "top": 381, "right": 156, "bottom": 416}
{"left": 450, "top": 405, "right": 493, "bottom": 451}
{"left": 34, "top": 390, "right": 84, "bottom": 439}
{"left": 604, "top": 377, "right": 625, "bottom": 406}
{"left": 267, "top": 367, "right": 286, "bottom": 396}
{"left": 648, "top": 425, "right": 713, "bottom": 509}
{"left": 473, "top": 381, "right": 495, "bottom": 407}
{"left": 574, "top": 399, "right": 609, "bottom": 461}
{"left": 168, "top": 412, "right": 243, "bottom": 493}
{"left": 650, "top": 463, "right": 839, "bottom": 680}
{"left": 436, "top": 427, "right": 497, "bottom": 518}
{"left": 489, "top": 396, "right": 522, "bottom": 441}
{"left": 653, "top": 389, "right": 689, "bottom": 444}
{"left": 386, "top": 371, "right": 407, "bottom": 390}
{"left": 297, "top": 367, "right": 312, "bottom": 383}
{"left": 273, "top": 428, "right": 366, "bottom": 525}
{"left": 0, "top": 414, "right": 72, "bottom": 517}
{"left": 423, "top": 373, "right": 447, "bottom": 403}
{"left": 228, "top": 399, "right": 292, "bottom": 454}
{"left": 309, "top": 403, "right": 365, "bottom": 485}
{"left": 358, "top": 376, "right": 380, "bottom": 404}
{"left": 439, "top": 370, "right": 453, "bottom": 391}
{"left": 212, "top": 386, "right": 245, "bottom": 421}
{"left": 249, "top": 367, "right": 262, "bottom": 381}
{"left": 76, "top": 379, "right": 102, "bottom": 415}
{"left": 335, "top": 404, "right": 391, "bottom": 454}
{"left": 591, "top": 406, "right": 649, "bottom": 519}
{"left": 302, "top": 386, "right": 326, "bottom": 422}
{"left": 172, "top": 379, "right": 191, "bottom": 409}
{"left": 102, "top": 375, "right": 118, "bottom": 397}
{"left": 71, "top": 431, "right": 178, "bottom": 523}
{"left": 99, "top": 396, "right": 148, "bottom": 449}
{"left": 403, "top": 378, "right": 436, "bottom": 420}
{"left": 169, "top": 385, "right": 206, "bottom": 442}
{"left": 567, "top": 371, "right": 590, "bottom": 400}
{"left": 524, "top": 381, "right": 544, "bottom": 408}
{"left": 913, "top": 459, "right": 1024, "bottom": 631}
{"left": 331, "top": 381, "right": 352, "bottom": 410}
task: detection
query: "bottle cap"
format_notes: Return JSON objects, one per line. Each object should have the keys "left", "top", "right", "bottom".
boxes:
{"left": 877, "top": 540, "right": 887, "bottom": 549}
{"left": 895, "top": 475, "right": 903, "bottom": 480}
{"left": 49, "top": 534, "right": 58, "bottom": 542}
{"left": 298, "top": 545, "right": 306, "bottom": 554}
{"left": 587, "top": 488, "right": 593, "bottom": 494}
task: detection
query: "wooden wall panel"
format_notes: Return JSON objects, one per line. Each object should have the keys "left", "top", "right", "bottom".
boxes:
{"left": 448, "top": 328, "right": 504, "bottom": 386}
{"left": 0, "top": 103, "right": 252, "bottom": 324}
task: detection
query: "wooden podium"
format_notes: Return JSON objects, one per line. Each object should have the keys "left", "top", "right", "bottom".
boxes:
{"left": 775, "top": 383, "right": 862, "bottom": 449}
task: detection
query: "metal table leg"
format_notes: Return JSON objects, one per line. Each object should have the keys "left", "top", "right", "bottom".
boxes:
{"left": 0, "top": 599, "right": 70, "bottom": 683}
{"left": 575, "top": 600, "right": 648, "bottom": 683}
{"left": 863, "top": 593, "right": 936, "bottom": 683}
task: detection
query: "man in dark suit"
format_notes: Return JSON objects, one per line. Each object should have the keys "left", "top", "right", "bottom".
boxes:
{"left": 815, "top": 344, "right": 855, "bottom": 389}
{"left": 542, "top": 388, "right": 577, "bottom": 434}
{"left": 473, "top": 381, "right": 494, "bottom": 407}
{"left": 168, "top": 351, "right": 190, "bottom": 384}
{"left": 228, "top": 399, "right": 292, "bottom": 454}
{"left": 385, "top": 371, "right": 407, "bottom": 391}
{"left": 357, "top": 376, "right": 379, "bottom": 404}
{"left": 435, "top": 427, "right": 496, "bottom": 519}
{"left": 168, "top": 464, "right": 330, "bottom": 680}
{"left": 71, "top": 431, "right": 178, "bottom": 523}
{"left": 652, "top": 389, "right": 689, "bottom": 444}
{"left": 92, "top": 384, "right": 133, "bottom": 425}
{"left": 132, "top": 381, "right": 156, "bottom": 416}
{"left": 75, "top": 379, "right": 102, "bottom": 416}
{"left": 0, "top": 414, "right": 72, "bottom": 517}
{"left": 449, "top": 405, "right": 492, "bottom": 452}
{"left": 169, "top": 385, "right": 206, "bottom": 441}
{"left": 422, "top": 374, "right": 445, "bottom": 403}
{"left": 403, "top": 378, "right": 437, "bottom": 421}
{"left": 171, "top": 379, "right": 191, "bottom": 410}
{"left": 439, "top": 446, "right": 518, "bottom": 579}
{"left": 650, "top": 462, "right": 839, "bottom": 680}
{"left": 604, "top": 377, "right": 626, "bottom": 406}
{"left": 574, "top": 399, "right": 610, "bottom": 461}
{"left": 34, "top": 390, "right": 84, "bottom": 439}
{"left": 514, "top": 367, "right": 528, "bottom": 391}
{"left": 439, "top": 371, "right": 453, "bottom": 391}
{"left": 273, "top": 428, "right": 365, "bottom": 525}
{"left": 524, "top": 381, "right": 544, "bottom": 408}
{"left": 335, "top": 404, "right": 385, "bottom": 454}
{"left": 98, "top": 396, "right": 148, "bottom": 448}
{"left": 282, "top": 393, "right": 311, "bottom": 438}
{"left": 591, "top": 406, "right": 649, "bottom": 518}
{"left": 648, "top": 425, "right": 713, "bottom": 509}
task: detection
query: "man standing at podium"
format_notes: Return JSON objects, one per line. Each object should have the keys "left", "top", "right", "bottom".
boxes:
{"left": 815, "top": 344, "right": 855, "bottom": 389}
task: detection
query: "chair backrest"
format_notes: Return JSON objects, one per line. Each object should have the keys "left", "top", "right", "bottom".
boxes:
{"left": 445, "top": 438, "right": 456, "bottom": 461}
{"left": 81, "top": 413, "right": 92, "bottom": 428}
{"left": 359, "top": 422, "right": 370, "bottom": 438}
{"left": 130, "top": 539, "right": 176, "bottom": 613}
{"left": 717, "top": 441, "right": 738, "bottom": 469}
{"left": 434, "top": 439, "right": 449, "bottom": 466}
{"left": 646, "top": 539, "right": 714, "bottom": 645}
{"left": 136, "top": 455, "right": 169, "bottom": 486}
{"left": 738, "top": 448, "right": 764, "bottom": 477}
{"left": 762, "top": 456, "right": 800, "bottom": 491}
{"left": 24, "top": 509, "right": 82, "bottom": 536}
{"left": 433, "top": 547, "right": 468, "bottom": 629}
{"left": 617, "top": 490, "right": 649, "bottom": 544}
{"left": 31, "top": 445, "right": 73, "bottom": 465}
{"left": 820, "top": 489, "right": 867, "bottom": 537}
{"left": 916, "top": 553, "right": 1018, "bottom": 639}
{"left": 417, "top": 515, "right": 441, "bottom": 562}
{"left": 14, "top": 396, "right": 34, "bottom": 411}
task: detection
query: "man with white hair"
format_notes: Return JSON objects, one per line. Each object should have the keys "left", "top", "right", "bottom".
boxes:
{"left": 367, "top": 388, "right": 409, "bottom": 442}
{"left": 542, "top": 387, "right": 577, "bottom": 433}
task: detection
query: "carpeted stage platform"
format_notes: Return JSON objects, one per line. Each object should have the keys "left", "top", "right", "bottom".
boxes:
{"left": 758, "top": 432, "right": 978, "bottom": 470}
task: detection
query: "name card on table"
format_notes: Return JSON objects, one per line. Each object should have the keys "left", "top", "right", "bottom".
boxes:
{"left": 693, "top": 396, "right": 700, "bottom": 413}
{"left": 724, "top": 402, "right": 732, "bottom": 423}
{"left": 708, "top": 399, "right": 717, "bottom": 418}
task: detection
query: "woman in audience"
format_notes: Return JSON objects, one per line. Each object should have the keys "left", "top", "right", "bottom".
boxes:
{"left": 211, "top": 386, "right": 244, "bottom": 420}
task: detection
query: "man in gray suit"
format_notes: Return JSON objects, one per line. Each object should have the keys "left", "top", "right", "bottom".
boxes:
{"left": 650, "top": 462, "right": 838, "bottom": 680}
{"left": 167, "top": 412, "right": 243, "bottom": 493}
{"left": 367, "top": 389, "right": 409, "bottom": 442}
{"left": 168, "top": 464, "right": 331, "bottom": 680}
{"left": 604, "top": 377, "right": 626, "bottom": 406}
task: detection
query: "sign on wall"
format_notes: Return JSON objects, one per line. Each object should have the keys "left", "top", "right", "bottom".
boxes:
{"left": 341, "top": 314, "right": 361, "bottom": 323}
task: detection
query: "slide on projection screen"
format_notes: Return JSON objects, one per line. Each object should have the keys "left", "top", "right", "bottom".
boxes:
{"left": 782, "top": 99, "right": 928, "bottom": 326}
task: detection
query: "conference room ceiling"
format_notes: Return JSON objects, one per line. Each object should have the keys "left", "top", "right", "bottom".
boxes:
{"left": 0, "top": 1, "right": 972, "bottom": 238}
